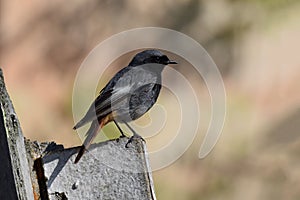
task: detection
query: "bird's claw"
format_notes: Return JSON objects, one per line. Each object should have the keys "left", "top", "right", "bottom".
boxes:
{"left": 116, "top": 134, "right": 127, "bottom": 143}
{"left": 125, "top": 135, "right": 145, "bottom": 148}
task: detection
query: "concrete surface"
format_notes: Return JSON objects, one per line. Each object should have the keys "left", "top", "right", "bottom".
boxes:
{"left": 42, "top": 138, "right": 156, "bottom": 200}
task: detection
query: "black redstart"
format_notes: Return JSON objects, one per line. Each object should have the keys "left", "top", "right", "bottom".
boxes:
{"left": 73, "top": 49, "right": 177, "bottom": 163}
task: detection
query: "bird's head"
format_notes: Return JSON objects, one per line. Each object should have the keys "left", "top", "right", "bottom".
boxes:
{"left": 128, "top": 49, "right": 177, "bottom": 67}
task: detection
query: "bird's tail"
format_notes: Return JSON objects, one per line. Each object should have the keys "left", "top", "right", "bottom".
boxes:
{"left": 74, "top": 146, "right": 86, "bottom": 164}
{"left": 74, "top": 120, "right": 102, "bottom": 164}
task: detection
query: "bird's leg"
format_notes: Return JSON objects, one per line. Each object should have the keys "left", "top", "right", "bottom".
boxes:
{"left": 113, "top": 120, "right": 126, "bottom": 142}
{"left": 123, "top": 121, "right": 145, "bottom": 148}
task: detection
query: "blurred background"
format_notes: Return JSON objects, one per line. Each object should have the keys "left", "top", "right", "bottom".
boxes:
{"left": 1, "top": 0, "right": 300, "bottom": 199}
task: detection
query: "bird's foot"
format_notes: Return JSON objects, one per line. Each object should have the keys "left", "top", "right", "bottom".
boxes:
{"left": 116, "top": 134, "right": 127, "bottom": 143}
{"left": 125, "top": 134, "right": 145, "bottom": 148}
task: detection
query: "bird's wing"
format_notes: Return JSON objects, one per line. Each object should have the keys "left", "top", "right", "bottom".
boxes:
{"left": 94, "top": 85, "right": 132, "bottom": 116}
{"left": 73, "top": 66, "right": 159, "bottom": 129}
{"left": 73, "top": 67, "right": 132, "bottom": 129}
{"left": 73, "top": 83, "right": 133, "bottom": 129}
{"left": 92, "top": 68, "right": 159, "bottom": 120}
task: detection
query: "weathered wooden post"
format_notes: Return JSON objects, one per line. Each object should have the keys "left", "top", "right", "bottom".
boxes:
{"left": 0, "top": 69, "right": 35, "bottom": 200}
{"left": 0, "top": 68, "right": 156, "bottom": 200}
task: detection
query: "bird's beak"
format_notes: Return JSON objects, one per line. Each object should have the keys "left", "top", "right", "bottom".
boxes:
{"left": 168, "top": 60, "right": 177, "bottom": 65}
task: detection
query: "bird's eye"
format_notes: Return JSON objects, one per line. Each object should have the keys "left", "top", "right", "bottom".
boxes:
{"left": 156, "top": 56, "right": 160, "bottom": 61}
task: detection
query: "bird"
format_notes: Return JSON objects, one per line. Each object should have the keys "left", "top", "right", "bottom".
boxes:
{"left": 73, "top": 49, "right": 177, "bottom": 163}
